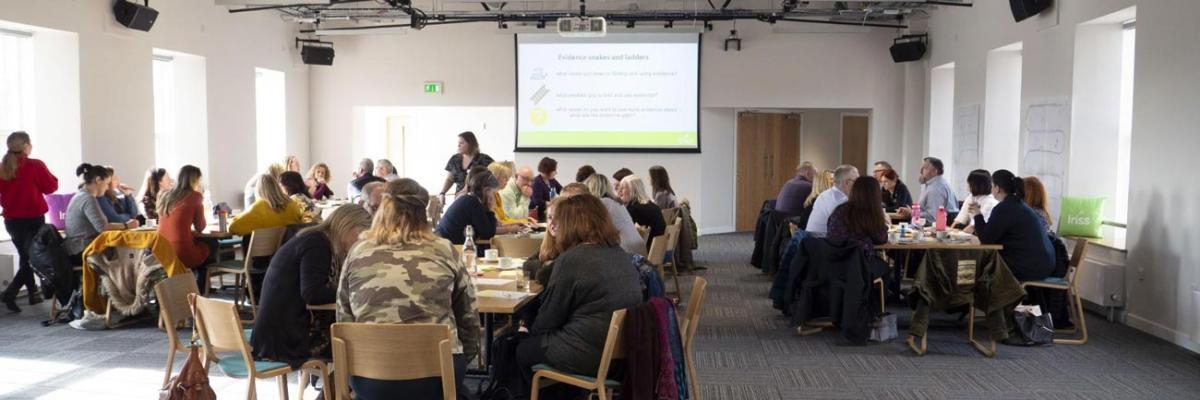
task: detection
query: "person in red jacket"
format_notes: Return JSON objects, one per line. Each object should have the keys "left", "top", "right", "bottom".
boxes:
{"left": 0, "top": 132, "right": 59, "bottom": 313}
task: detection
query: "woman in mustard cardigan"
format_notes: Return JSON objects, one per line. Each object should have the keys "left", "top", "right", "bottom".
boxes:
{"left": 231, "top": 174, "right": 304, "bottom": 300}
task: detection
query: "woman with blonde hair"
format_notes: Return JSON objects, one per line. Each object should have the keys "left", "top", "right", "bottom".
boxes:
{"left": 230, "top": 173, "right": 305, "bottom": 236}
{"left": 0, "top": 132, "right": 58, "bottom": 312}
{"left": 488, "top": 162, "right": 534, "bottom": 231}
{"left": 244, "top": 162, "right": 287, "bottom": 207}
{"left": 338, "top": 178, "right": 480, "bottom": 398}
{"left": 283, "top": 155, "right": 302, "bottom": 173}
{"left": 583, "top": 174, "right": 646, "bottom": 255}
{"left": 306, "top": 163, "right": 334, "bottom": 200}
{"left": 253, "top": 204, "right": 372, "bottom": 366}
{"left": 797, "top": 169, "right": 834, "bottom": 229}
{"left": 619, "top": 175, "right": 666, "bottom": 248}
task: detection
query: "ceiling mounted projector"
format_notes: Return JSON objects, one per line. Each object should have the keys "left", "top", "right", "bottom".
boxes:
{"left": 557, "top": 17, "right": 606, "bottom": 37}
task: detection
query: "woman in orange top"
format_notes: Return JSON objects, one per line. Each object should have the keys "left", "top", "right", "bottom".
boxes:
{"left": 156, "top": 165, "right": 213, "bottom": 289}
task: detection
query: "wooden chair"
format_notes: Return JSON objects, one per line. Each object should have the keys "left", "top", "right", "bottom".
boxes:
{"left": 661, "top": 218, "right": 684, "bottom": 296}
{"left": 680, "top": 277, "right": 707, "bottom": 400}
{"left": 204, "top": 226, "right": 286, "bottom": 319}
{"left": 646, "top": 234, "right": 672, "bottom": 296}
{"left": 190, "top": 293, "right": 292, "bottom": 400}
{"left": 492, "top": 235, "right": 542, "bottom": 258}
{"left": 531, "top": 310, "right": 626, "bottom": 400}
{"left": 154, "top": 273, "right": 200, "bottom": 387}
{"left": 636, "top": 225, "right": 651, "bottom": 244}
{"left": 331, "top": 323, "right": 457, "bottom": 400}
{"left": 1022, "top": 238, "right": 1090, "bottom": 345}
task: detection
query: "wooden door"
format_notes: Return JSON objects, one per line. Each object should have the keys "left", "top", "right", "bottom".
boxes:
{"left": 841, "top": 115, "right": 869, "bottom": 174}
{"left": 736, "top": 112, "right": 801, "bottom": 231}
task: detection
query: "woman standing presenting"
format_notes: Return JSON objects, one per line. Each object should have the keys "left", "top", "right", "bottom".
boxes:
{"left": 0, "top": 132, "right": 58, "bottom": 313}
{"left": 439, "top": 131, "right": 494, "bottom": 198}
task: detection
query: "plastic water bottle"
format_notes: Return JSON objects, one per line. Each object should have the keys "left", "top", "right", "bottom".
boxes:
{"left": 911, "top": 204, "right": 921, "bottom": 226}
{"left": 462, "top": 225, "right": 477, "bottom": 274}
{"left": 935, "top": 206, "right": 948, "bottom": 232}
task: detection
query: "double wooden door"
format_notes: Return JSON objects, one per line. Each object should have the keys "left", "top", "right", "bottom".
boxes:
{"left": 735, "top": 112, "right": 801, "bottom": 231}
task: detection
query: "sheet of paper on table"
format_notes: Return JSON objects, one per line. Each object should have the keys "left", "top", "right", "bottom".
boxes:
{"left": 475, "top": 278, "right": 515, "bottom": 286}
{"left": 476, "top": 290, "right": 535, "bottom": 300}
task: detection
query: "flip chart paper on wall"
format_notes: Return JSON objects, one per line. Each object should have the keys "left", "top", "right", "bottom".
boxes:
{"left": 953, "top": 104, "right": 982, "bottom": 197}
{"left": 1021, "top": 97, "right": 1072, "bottom": 218}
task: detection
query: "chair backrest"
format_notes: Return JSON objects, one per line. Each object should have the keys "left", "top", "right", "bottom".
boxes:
{"left": 636, "top": 225, "right": 651, "bottom": 243}
{"left": 155, "top": 273, "right": 200, "bottom": 342}
{"left": 646, "top": 235, "right": 669, "bottom": 268}
{"left": 665, "top": 217, "right": 683, "bottom": 251}
{"left": 240, "top": 226, "right": 286, "bottom": 269}
{"left": 189, "top": 293, "right": 253, "bottom": 364}
{"left": 331, "top": 323, "right": 456, "bottom": 400}
{"left": 594, "top": 309, "right": 627, "bottom": 386}
{"left": 492, "top": 235, "right": 542, "bottom": 258}
{"left": 1066, "top": 238, "right": 1090, "bottom": 285}
{"left": 681, "top": 277, "right": 707, "bottom": 352}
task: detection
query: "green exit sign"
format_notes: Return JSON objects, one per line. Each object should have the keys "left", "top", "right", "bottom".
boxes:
{"left": 424, "top": 81, "right": 443, "bottom": 94}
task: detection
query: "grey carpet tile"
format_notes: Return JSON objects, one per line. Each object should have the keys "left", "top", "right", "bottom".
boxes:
{"left": 857, "top": 386, "right": 947, "bottom": 400}
{"left": 776, "top": 387, "right": 866, "bottom": 400}
{"left": 699, "top": 383, "right": 783, "bottom": 400}
{"left": 770, "top": 367, "right": 852, "bottom": 389}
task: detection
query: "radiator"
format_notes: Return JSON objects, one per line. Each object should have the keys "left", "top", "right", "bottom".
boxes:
{"left": 1075, "top": 257, "right": 1125, "bottom": 308}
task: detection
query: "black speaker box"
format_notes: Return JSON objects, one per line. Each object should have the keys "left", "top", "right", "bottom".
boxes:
{"left": 112, "top": 1, "right": 158, "bottom": 32}
{"left": 1010, "top": 0, "right": 1052, "bottom": 22}
{"left": 301, "top": 45, "right": 335, "bottom": 66}
{"left": 890, "top": 41, "right": 926, "bottom": 63}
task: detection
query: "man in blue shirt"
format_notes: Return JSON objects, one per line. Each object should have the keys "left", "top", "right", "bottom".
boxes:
{"left": 910, "top": 157, "right": 959, "bottom": 222}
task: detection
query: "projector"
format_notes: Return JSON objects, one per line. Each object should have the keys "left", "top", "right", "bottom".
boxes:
{"left": 557, "top": 17, "right": 606, "bottom": 37}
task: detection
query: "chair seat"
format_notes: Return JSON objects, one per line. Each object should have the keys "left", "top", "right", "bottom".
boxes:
{"left": 207, "top": 259, "right": 245, "bottom": 272}
{"left": 218, "top": 238, "right": 242, "bottom": 247}
{"left": 532, "top": 364, "right": 619, "bottom": 387}
{"left": 1042, "top": 277, "right": 1068, "bottom": 286}
{"left": 1023, "top": 277, "right": 1069, "bottom": 289}
{"left": 215, "top": 353, "right": 289, "bottom": 378}
{"left": 178, "top": 329, "right": 252, "bottom": 350}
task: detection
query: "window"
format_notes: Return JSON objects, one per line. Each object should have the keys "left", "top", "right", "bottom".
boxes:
{"left": 152, "top": 54, "right": 177, "bottom": 170}
{"left": 984, "top": 42, "right": 1022, "bottom": 173}
{"left": 0, "top": 28, "right": 35, "bottom": 135}
{"left": 928, "top": 62, "right": 956, "bottom": 181}
{"left": 254, "top": 68, "right": 286, "bottom": 170}
{"left": 1114, "top": 22, "right": 1134, "bottom": 224}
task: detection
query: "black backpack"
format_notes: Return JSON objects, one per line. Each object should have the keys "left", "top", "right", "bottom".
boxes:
{"left": 28, "top": 224, "right": 74, "bottom": 304}
{"left": 480, "top": 331, "right": 529, "bottom": 400}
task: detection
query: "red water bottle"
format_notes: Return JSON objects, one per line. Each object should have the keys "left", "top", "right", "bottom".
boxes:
{"left": 935, "top": 206, "right": 947, "bottom": 232}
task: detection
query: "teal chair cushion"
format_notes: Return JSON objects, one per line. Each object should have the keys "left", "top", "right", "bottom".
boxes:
{"left": 211, "top": 259, "right": 244, "bottom": 270}
{"left": 532, "top": 364, "right": 620, "bottom": 387}
{"left": 215, "top": 354, "right": 289, "bottom": 378}
{"left": 1042, "top": 277, "right": 1069, "bottom": 286}
{"left": 178, "top": 328, "right": 251, "bottom": 349}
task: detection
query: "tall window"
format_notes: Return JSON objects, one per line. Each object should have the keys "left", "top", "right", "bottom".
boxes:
{"left": 1115, "top": 22, "right": 1135, "bottom": 224}
{"left": 0, "top": 28, "right": 35, "bottom": 134}
{"left": 152, "top": 54, "right": 177, "bottom": 170}
{"left": 928, "top": 62, "right": 956, "bottom": 181}
{"left": 254, "top": 68, "right": 286, "bottom": 170}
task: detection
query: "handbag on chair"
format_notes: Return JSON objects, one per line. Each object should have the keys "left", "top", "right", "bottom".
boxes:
{"left": 159, "top": 345, "right": 216, "bottom": 400}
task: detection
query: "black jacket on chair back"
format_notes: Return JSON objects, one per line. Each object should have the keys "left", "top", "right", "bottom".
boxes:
{"left": 781, "top": 236, "right": 874, "bottom": 345}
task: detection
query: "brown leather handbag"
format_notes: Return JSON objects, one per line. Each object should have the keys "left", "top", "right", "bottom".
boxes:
{"left": 159, "top": 346, "right": 217, "bottom": 400}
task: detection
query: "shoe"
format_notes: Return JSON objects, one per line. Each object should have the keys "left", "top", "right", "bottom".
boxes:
{"left": 28, "top": 291, "right": 43, "bottom": 306}
{"left": 3, "top": 298, "right": 20, "bottom": 314}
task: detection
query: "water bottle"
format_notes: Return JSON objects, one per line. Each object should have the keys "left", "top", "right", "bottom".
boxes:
{"left": 911, "top": 204, "right": 921, "bottom": 226}
{"left": 935, "top": 206, "right": 948, "bottom": 232}
{"left": 462, "top": 225, "right": 477, "bottom": 274}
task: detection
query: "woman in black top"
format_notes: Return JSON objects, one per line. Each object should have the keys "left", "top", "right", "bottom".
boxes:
{"left": 617, "top": 175, "right": 666, "bottom": 245}
{"left": 516, "top": 195, "right": 642, "bottom": 382}
{"left": 439, "top": 131, "right": 494, "bottom": 198}
{"left": 971, "top": 170, "right": 1055, "bottom": 282}
{"left": 878, "top": 169, "right": 913, "bottom": 213}
{"left": 435, "top": 169, "right": 499, "bottom": 248}
{"left": 251, "top": 204, "right": 372, "bottom": 366}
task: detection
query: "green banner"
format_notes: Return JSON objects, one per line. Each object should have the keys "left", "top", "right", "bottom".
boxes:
{"left": 518, "top": 131, "right": 698, "bottom": 147}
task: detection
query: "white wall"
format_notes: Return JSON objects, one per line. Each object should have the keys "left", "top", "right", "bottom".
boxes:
{"left": 310, "top": 21, "right": 910, "bottom": 233}
{"left": 0, "top": 0, "right": 310, "bottom": 206}
{"left": 924, "top": 0, "right": 1200, "bottom": 352}
{"left": 28, "top": 25, "right": 82, "bottom": 182}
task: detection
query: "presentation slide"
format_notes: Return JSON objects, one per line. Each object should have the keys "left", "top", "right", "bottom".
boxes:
{"left": 516, "top": 33, "right": 700, "bottom": 152}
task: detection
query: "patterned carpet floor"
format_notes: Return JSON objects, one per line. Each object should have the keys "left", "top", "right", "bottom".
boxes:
{"left": 0, "top": 232, "right": 1197, "bottom": 399}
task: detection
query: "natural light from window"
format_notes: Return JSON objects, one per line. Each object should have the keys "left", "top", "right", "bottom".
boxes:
{"left": 152, "top": 54, "right": 177, "bottom": 171}
{"left": 254, "top": 68, "right": 286, "bottom": 171}
{"left": 1115, "top": 22, "right": 1135, "bottom": 225}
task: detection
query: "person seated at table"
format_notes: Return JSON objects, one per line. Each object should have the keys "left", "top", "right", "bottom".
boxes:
{"left": 1023, "top": 176, "right": 1054, "bottom": 232}
{"left": 617, "top": 175, "right": 666, "bottom": 248}
{"left": 583, "top": 174, "right": 647, "bottom": 256}
{"left": 796, "top": 169, "right": 833, "bottom": 229}
{"left": 65, "top": 163, "right": 139, "bottom": 261}
{"left": 531, "top": 157, "right": 563, "bottom": 222}
{"left": 157, "top": 165, "right": 217, "bottom": 290}
{"left": 96, "top": 166, "right": 142, "bottom": 224}
{"left": 138, "top": 167, "right": 173, "bottom": 220}
{"left": 574, "top": 164, "right": 596, "bottom": 183}
{"left": 435, "top": 168, "right": 499, "bottom": 250}
{"left": 648, "top": 165, "right": 678, "bottom": 209}
{"left": 358, "top": 181, "right": 385, "bottom": 216}
{"left": 231, "top": 173, "right": 306, "bottom": 236}
{"left": 878, "top": 169, "right": 913, "bottom": 216}
{"left": 826, "top": 176, "right": 890, "bottom": 280}
{"left": 905, "top": 157, "right": 959, "bottom": 223}
{"left": 500, "top": 164, "right": 535, "bottom": 222}
{"left": 612, "top": 167, "right": 633, "bottom": 184}
{"left": 346, "top": 158, "right": 386, "bottom": 202}
{"left": 516, "top": 194, "right": 643, "bottom": 389}
{"left": 253, "top": 204, "right": 372, "bottom": 367}
{"left": 305, "top": 163, "right": 334, "bottom": 201}
{"left": 775, "top": 162, "right": 817, "bottom": 217}
{"left": 488, "top": 162, "right": 532, "bottom": 226}
{"left": 522, "top": 196, "right": 569, "bottom": 288}
{"left": 374, "top": 158, "right": 400, "bottom": 181}
{"left": 972, "top": 170, "right": 1055, "bottom": 282}
{"left": 952, "top": 169, "right": 997, "bottom": 233}
{"left": 243, "top": 163, "right": 285, "bottom": 208}
{"left": 280, "top": 171, "right": 321, "bottom": 224}
{"left": 872, "top": 161, "right": 894, "bottom": 180}
{"left": 283, "top": 155, "right": 302, "bottom": 173}
{"left": 338, "top": 178, "right": 480, "bottom": 399}
{"left": 804, "top": 165, "right": 859, "bottom": 237}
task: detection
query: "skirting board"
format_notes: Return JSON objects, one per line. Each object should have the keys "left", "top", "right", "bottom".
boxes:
{"left": 1125, "top": 313, "right": 1200, "bottom": 355}
{"left": 699, "top": 226, "right": 736, "bottom": 236}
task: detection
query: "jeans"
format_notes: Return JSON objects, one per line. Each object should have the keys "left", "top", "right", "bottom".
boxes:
{"left": 3, "top": 217, "right": 45, "bottom": 301}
